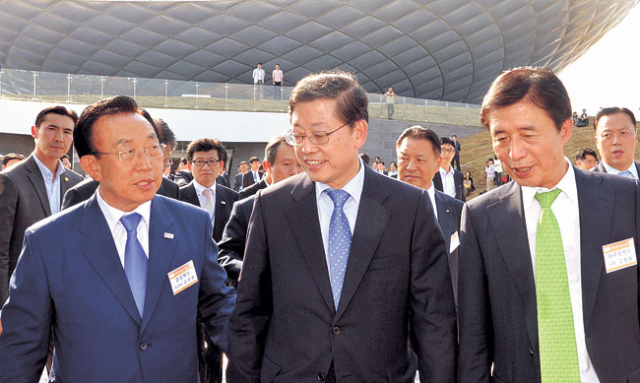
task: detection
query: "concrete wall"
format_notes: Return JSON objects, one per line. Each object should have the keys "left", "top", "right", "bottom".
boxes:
{"left": 361, "top": 118, "right": 482, "bottom": 164}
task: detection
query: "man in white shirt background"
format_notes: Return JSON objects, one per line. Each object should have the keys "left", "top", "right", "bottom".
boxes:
{"left": 252, "top": 63, "right": 265, "bottom": 100}
{"left": 433, "top": 136, "right": 465, "bottom": 202}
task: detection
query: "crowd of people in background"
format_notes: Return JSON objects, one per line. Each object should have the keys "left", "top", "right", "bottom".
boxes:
{"left": 1, "top": 67, "right": 639, "bottom": 382}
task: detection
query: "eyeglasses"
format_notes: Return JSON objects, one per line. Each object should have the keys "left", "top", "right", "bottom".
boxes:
{"left": 95, "top": 143, "right": 165, "bottom": 162}
{"left": 441, "top": 148, "right": 456, "bottom": 154}
{"left": 285, "top": 122, "right": 351, "bottom": 146}
{"left": 192, "top": 159, "right": 220, "bottom": 167}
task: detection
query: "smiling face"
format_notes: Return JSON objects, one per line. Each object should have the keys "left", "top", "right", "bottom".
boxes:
{"left": 291, "top": 99, "right": 366, "bottom": 189}
{"left": 81, "top": 113, "right": 163, "bottom": 212}
{"left": 397, "top": 137, "right": 441, "bottom": 190}
{"left": 595, "top": 112, "right": 638, "bottom": 171}
{"left": 31, "top": 113, "right": 75, "bottom": 165}
{"left": 488, "top": 101, "right": 572, "bottom": 189}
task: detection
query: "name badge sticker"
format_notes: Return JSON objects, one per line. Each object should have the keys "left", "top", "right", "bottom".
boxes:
{"left": 602, "top": 238, "right": 637, "bottom": 273}
{"left": 168, "top": 260, "right": 199, "bottom": 295}
{"left": 450, "top": 231, "right": 460, "bottom": 254}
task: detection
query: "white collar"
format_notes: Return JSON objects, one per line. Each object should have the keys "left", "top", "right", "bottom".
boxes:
{"left": 96, "top": 188, "right": 152, "bottom": 233}
{"left": 315, "top": 158, "right": 365, "bottom": 205}
{"left": 521, "top": 157, "right": 578, "bottom": 208}
{"left": 602, "top": 160, "right": 638, "bottom": 178}
{"left": 33, "top": 153, "right": 65, "bottom": 180}
{"left": 193, "top": 180, "right": 216, "bottom": 197}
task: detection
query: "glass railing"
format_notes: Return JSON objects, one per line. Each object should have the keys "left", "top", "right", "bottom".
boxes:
{"left": 0, "top": 68, "right": 481, "bottom": 127}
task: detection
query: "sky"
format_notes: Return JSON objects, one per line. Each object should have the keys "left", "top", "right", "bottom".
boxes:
{"left": 558, "top": 5, "right": 640, "bottom": 115}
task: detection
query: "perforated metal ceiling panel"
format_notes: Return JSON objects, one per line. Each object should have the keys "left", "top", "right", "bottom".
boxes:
{"left": 0, "top": 0, "right": 636, "bottom": 103}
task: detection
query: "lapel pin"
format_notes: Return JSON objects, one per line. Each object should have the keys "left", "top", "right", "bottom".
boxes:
{"left": 64, "top": 176, "right": 69, "bottom": 182}
{"left": 446, "top": 209, "right": 450, "bottom": 213}
{"left": 221, "top": 201, "right": 226, "bottom": 205}
{"left": 164, "top": 232, "right": 174, "bottom": 239}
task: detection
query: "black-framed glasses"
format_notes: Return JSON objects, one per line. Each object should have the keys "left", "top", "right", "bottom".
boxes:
{"left": 192, "top": 159, "right": 220, "bottom": 167}
{"left": 285, "top": 121, "right": 351, "bottom": 146}
{"left": 95, "top": 143, "right": 165, "bottom": 162}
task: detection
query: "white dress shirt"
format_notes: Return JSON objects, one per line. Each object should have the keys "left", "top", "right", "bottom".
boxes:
{"left": 252, "top": 68, "right": 265, "bottom": 83}
{"left": 521, "top": 160, "right": 599, "bottom": 382}
{"left": 439, "top": 166, "right": 456, "bottom": 198}
{"left": 193, "top": 180, "right": 216, "bottom": 223}
{"left": 427, "top": 184, "right": 437, "bottom": 220}
{"left": 315, "top": 160, "right": 365, "bottom": 281}
{"left": 602, "top": 160, "right": 638, "bottom": 179}
{"left": 33, "top": 154, "right": 65, "bottom": 215}
{"left": 96, "top": 189, "right": 151, "bottom": 268}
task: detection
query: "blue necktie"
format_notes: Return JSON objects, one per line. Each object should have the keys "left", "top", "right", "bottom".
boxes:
{"left": 326, "top": 189, "right": 352, "bottom": 310}
{"left": 619, "top": 170, "right": 635, "bottom": 179}
{"left": 121, "top": 213, "right": 148, "bottom": 317}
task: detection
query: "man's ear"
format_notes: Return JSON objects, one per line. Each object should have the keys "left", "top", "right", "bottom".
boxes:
{"left": 80, "top": 155, "right": 102, "bottom": 182}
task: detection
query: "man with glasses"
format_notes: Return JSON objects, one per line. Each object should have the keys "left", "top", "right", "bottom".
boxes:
{"left": 433, "top": 136, "right": 466, "bottom": 202}
{"left": 0, "top": 96, "right": 236, "bottom": 382}
{"left": 592, "top": 107, "right": 640, "bottom": 179}
{"left": 228, "top": 71, "right": 456, "bottom": 382}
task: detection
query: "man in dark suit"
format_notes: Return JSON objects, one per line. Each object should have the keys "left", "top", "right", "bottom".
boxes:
{"left": 0, "top": 105, "right": 83, "bottom": 305}
{"left": 0, "top": 96, "right": 235, "bottom": 382}
{"left": 62, "top": 116, "right": 180, "bottom": 208}
{"left": 396, "top": 126, "right": 463, "bottom": 304}
{"left": 241, "top": 156, "right": 263, "bottom": 188}
{"left": 178, "top": 138, "right": 238, "bottom": 243}
{"left": 178, "top": 138, "right": 238, "bottom": 383}
{"left": 173, "top": 157, "right": 194, "bottom": 186}
{"left": 217, "top": 171, "right": 230, "bottom": 188}
{"left": 218, "top": 135, "right": 301, "bottom": 284}
{"left": 458, "top": 67, "right": 640, "bottom": 382}
{"left": 228, "top": 71, "right": 456, "bottom": 382}
{"left": 433, "top": 136, "right": 465, "bottom": 202}
{"left": 452, "top": 135, "right": 461, "bottom": 170}
{"left": 591, "top": 106, "right": 640, "bottom": 179}
{"left": 233, "top": 161, "right": 247, "bottom": 191}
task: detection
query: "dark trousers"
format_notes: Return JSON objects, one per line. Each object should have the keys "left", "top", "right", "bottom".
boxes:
{"left": 387, "top": 103, "right": 394, "bottom": 119}
{"left": 197, "top": 320, "right": 223, "bottom": 383}
{"left": 274, "top": 82, "right": 282, "bottom": 100}
{"left": 453, "top": 153, "right": 461, "bottom": 170}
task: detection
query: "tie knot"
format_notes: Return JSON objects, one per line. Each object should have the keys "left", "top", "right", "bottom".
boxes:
{"left": 120, "top": 213, "right": 142, "bottom": 233}
{"left": 202, "top": 188, "right": 213, "bottom": 198}
{"left": 326, "top": 189, "right": 350, "bottom": 208}
{"left": 534, "top": 189, "right": 562, "bottom": 209}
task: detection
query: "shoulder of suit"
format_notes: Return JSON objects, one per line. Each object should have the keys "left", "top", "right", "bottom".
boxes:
{"left": 465, "top": 180, "right": 517, "bottom": 211}
{"left": 154, "top": 194, "right": 208, "bottom": 217}
{"left": 436, "top": 189, "right": 464, "bottom": 209}
{"left": 217, "top": 183, "right": 238, "bottom": 197}
{"left": 63, "top": 168, "right": 84, "bottom": 183}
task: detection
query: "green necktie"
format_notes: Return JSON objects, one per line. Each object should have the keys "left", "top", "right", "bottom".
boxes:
{"left": 534, "top": 189, "right": 581, "bottom": 382}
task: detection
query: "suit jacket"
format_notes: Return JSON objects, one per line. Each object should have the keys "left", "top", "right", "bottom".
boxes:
{"left": 178, "top": 182, "right": 238, "bottom": 242}
{"left": 233, "top": 172, "right": 244, "bottom": 191}
{"left": 62, "top": 177, "right": 179, "bottom": 210}
{"left": 0, "top": 154, "right": 83, "bottom": 304}
{"left": 228, "top": 167, "right": 456, "bottom": 382}
{"left": 217, "top": 172, "right": 230, "bottom": 188}
{"left": 0, "top": 195, "right": 235, "bottom": 382}
{"left": 242, "top": 170, "right": 264, "bottom": 189}
{"left": 217, "top": 196, "right": 255, "bottom": 285}
{"left": 592, "top": 160, "right": 640, "bottom": 176}
{"left": 458, "top": 170, "right": 640, "bottom": 382}
{"left": 434, "top": 190, "right": 463, "bottom": 305}
{"left": 238, "top": 178, "right": 268, "bottom": 200}
{"left": 174, "top": 170, "right": 194, "bottom": 187}
{"left": 433, "top": 168, "right": 466, "bottom": 202}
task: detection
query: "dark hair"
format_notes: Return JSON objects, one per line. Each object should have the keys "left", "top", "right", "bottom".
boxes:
{"left": 154, "top": 118, "right": 177, "bottom": 150}
{"left": 265, "top": 135, "right": 287, "bottom": 166}
{"left": 396, "top": 125, "right": 441, "bottom": 156}
{"left": 179, "top": 157, "right": 188, "bottom": 166}
{"left": 257, "top": 63, "right": 262, "bottom": 66}
{"left": 275, "top": 63, "right": 280, "bottom": 66}
{"left": 34, "top": 106, "right": 78, "bottom": 129}
{"left": 2, "top": 153, "right": 25, "bottom": 167}
{"left": 186, "top": 138, "right": 227, "bottom": 164}
{"left": 481, "top": 67, "right": 571, "bottom": 131}
{"left": 575, "top": 147, "right": 598, "bottom": 162}
{"left": 60, "top": 154, "right": 70, "bottom": 161}
{"left": 452, "top": 134, "right": 457, "bottom": 138}
{"left": 594, "top": 107, "right": 637, "bottom": 131}
{"left": 249, "top": 156, "right": 260, "bottom": 164}
{"left": 440, "top": 136, "right": 455, "bottom": 148}
{"left": 74, "top": 96, "right": 156, "bottom": 157}
{"left": 289, "top": 70, "right": 368, "bottom": 126}
{"left": 359, "top": 153, "right": 370, "bottom": 165}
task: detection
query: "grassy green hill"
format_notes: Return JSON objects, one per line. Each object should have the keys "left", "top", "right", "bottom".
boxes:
{"left": 459, "top": 118, "right": 639, "bottom": 200}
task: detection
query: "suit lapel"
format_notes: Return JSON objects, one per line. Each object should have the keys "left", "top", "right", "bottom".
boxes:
{"left": 575, "top": 169, "right": 611, "bottom": 330}
{"left": 335, "top": 168, "right": 391, "bottom": 322}
{"left": 79, "top": 195, "right": 141, "bottom": 324}
{"left": 213, "top": 184, "right": 230, "bottom": 239}
{"left": 285, "top": 175, "right": 335, "bottom": 313}
{"left": 487, "top": 182, "right": 539, "bottom": 351}
{"left": 435, "top": 192, "right": 452, "bottom": 250}
{"left": 59, "top": 170, "right": 75, "bottom": 206}
{"left": 25, "top": 156, "right": 52, "bottom": 216}
{"left": 141, "top": 196, "right": 177, "bottom": 331}
{"left": 183, "top": 183, "right": 200, "bottom": 206}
